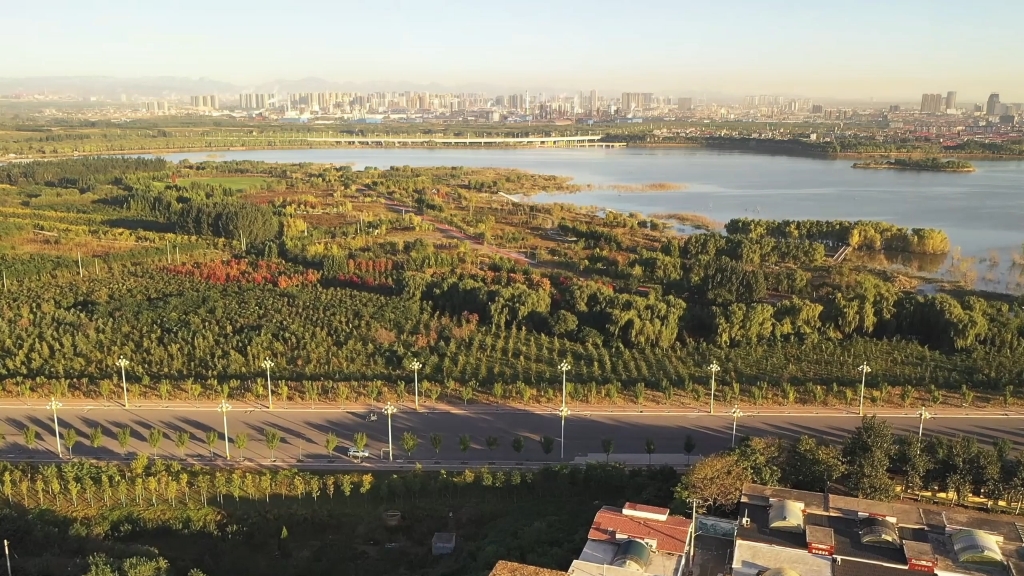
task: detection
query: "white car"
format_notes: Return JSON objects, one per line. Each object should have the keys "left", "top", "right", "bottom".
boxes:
{"left": 348, "top": 447, "right": 370, "bottom": 459}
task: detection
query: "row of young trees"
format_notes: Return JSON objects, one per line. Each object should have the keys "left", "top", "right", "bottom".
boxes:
{"left": 0, "top": 455, "right": 679, "bottom": 576}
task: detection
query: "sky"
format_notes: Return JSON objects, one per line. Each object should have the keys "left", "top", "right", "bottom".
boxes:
{"left": 3, "top": 0, "right": 1022, "bottom": 101}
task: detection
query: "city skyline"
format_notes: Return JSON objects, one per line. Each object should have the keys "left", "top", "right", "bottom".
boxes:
{"left": 2, "top": 0, "right": 1023, "bottom": 101}
{"left": 0, "top": 76, "right": 1018, "bottom": 109}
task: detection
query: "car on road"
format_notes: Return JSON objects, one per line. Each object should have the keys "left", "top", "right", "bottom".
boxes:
{"left": 348, "top": 447, "right": 370, "bottom": 460}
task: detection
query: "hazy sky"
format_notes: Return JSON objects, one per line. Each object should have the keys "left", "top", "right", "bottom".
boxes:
{"left": 4, "top": 0, "right": 1022, "bottom": 101}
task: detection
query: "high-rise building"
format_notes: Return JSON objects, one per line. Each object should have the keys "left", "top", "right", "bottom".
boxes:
{"left": 986, "top": 93, "right": 1001, "bottom": 115}
{"left": 811, "top": 104, "right": 824, "bottom": 114}
{"left": 508, "top": 93, "right": 523, "bottom": 112}
{"left": 677, "top": 97, "right": 692, "bottom": 111}
{"left": 189, "top": 95, "right": 219, "bottom": 109}
{"left": 620, "top": 92, "right": 643, "bottom": 115}
{"left": 920, "top": 93, "right": 943, "bottom": 113}
{"left": 238, "top": 93, "right": 275, "bottom": 110}
{"left": 589, "top": 89, "right": 598, "bottom": 114}
{"left": 945, "top": 91, "right": 957, "bottom": 112}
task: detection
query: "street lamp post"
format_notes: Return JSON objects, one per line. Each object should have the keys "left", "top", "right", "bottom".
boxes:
{"left": 408, "top": 360, "right": 422, "bottom": 410}
{"left": 383, "top": 402, "right": 397, "bottom": 461}
{"left": 217, "top": 400, "right": 231, "bottom": 459}
{"left": 558, "top": 360, "right": 571, "bottom": 409}
{"left": 47, "top": 397, "right": 63, "bottom": 458}
{"left": 916, "top": 408, "right": 932, "bottom": 439}
{"left": 857, "top": 362, "right": 871, "bottom": 416}
{"left": 708, "top": 362, "right": 721, "bottom": 415}
{"left": 116, "top": 356, "right": 129, "bottom": 408}
{"left": 730, "top": 405, "right": 744, "bottom": 447}
{"left": 261, "top": 358, "right": 274, "bottom": 410}
{"left": 558, "top": 405, "right": 571, "bottom": 460}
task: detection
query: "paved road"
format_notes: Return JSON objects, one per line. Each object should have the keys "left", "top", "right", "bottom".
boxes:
{"left": 1, "top": 405, "right": 1020, "bottom": 466}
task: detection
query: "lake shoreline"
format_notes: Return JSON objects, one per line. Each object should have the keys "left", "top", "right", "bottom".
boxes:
{"left": 5, "top": 143, "right": 1024, "bottom": 162}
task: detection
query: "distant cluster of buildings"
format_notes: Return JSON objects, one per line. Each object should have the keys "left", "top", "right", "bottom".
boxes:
{"left": 175, "top": 89, "right": 695, "bottom": 122}
{"left": 189, "top": 94, "right": 219, "bottom": 109}
{"left": 493, "top": 484, "right": 1024, "bottom": 576}
{"left": 917, "top": 91, "right": 1018, "bottom": 120}
{"left": 6, "top": 85, "right": 1019, "bottom": 129}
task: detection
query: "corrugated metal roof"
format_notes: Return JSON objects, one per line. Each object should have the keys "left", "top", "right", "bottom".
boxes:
{"left": 952, "top": 530, "right": 1003, "bottom": 565}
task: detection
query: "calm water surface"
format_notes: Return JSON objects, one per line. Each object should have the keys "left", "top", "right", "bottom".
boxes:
{"left": 161, "top": 148, "right": 1024, "bottom": 291}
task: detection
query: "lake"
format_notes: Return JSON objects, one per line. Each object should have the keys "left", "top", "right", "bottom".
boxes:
{"left": 160, "top": 147, "right": 1024, "bottom": 292}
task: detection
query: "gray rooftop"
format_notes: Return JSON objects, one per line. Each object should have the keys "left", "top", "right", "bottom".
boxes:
{"left": 741, "top": 484, "right": 1024, "bottom": 576}
{"left": 806, "top": 525, "right": 835, "bottom": 546}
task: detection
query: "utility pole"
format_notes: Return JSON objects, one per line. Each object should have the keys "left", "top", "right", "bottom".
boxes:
{"left": 78, "top": 251, "right": 83, "bottom": 277}
{"left": 558, "top": 406, "right": 571, "bottom": 460}
{"left": 117, "top": 356, "right": 130, "bottom": 408}
{"left": 408, "top": 360, "right": 422, "bottom": 410}
{"left": 917, "top": 408, "right": 932, "bottom": 438}
{"left": 708, "top": 362, "right": 721, "bottom": 415}
{"left": 218, "top": 400, "right": 231, "bottom": 459}
{"left": 48, "top": 397, "right": 63, "bottom": 458}
{"left": 858, "top": 362, "right": 871, "bottom": 416}
{"left": 383, "top": 402, "right": 397, "bottom": 461}
{"left": 262, "top": 358, "right": 274, "bottom": 409}
{"left": 559, "top": 360, "right": 571, "bottom": 409}
{"left": 4, "top": 539, "right": 11, "bottom": 576}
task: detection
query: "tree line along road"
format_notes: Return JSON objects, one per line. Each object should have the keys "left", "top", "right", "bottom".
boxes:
{"left": 0, "top": 405, "right": 1018, "bottom": 465}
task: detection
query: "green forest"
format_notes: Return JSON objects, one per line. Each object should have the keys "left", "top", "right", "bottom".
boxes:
{"left": 0, "top": 157, "right": 1023, "bottom": 408}
{"left": 682, "top": 416, "right": 1024, "bottom": 514}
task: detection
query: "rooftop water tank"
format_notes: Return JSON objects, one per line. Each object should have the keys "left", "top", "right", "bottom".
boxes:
{"left": 612, "top": 539, "right": 652, "bottom": 572}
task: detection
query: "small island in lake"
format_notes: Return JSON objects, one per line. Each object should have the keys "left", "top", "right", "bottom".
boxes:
{"left": 851, "top": 157, "right": 976, "bottom": 172}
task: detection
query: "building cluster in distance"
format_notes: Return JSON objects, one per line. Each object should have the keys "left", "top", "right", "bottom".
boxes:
{"left": 189, "top": 94, "right": 219, "bottom": 109}
{"left": 212, "top": 90, "right": 691, "bottom": 121}
{"left": 492, "top": 485, "right": 1024, "bottom": 576}
{"left": 4, "top": 84, "right": 1020, "bottom": 135}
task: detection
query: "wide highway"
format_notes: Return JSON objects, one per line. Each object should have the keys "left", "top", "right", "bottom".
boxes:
{"left": 0, "top": 403, "right": 1016, "bottom": 466}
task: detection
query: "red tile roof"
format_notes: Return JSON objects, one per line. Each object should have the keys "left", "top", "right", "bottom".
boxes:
{"left": 588, "top": 505, "right": 691, "bottom": 555}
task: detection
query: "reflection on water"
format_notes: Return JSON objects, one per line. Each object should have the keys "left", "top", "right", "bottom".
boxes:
{"left": 849, "top": 247, "right": 1024, "bottom": 294}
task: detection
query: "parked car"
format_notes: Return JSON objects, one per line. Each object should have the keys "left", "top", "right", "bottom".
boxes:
{"left": 348, "top": 447, "right": 370, "bottom": 459}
